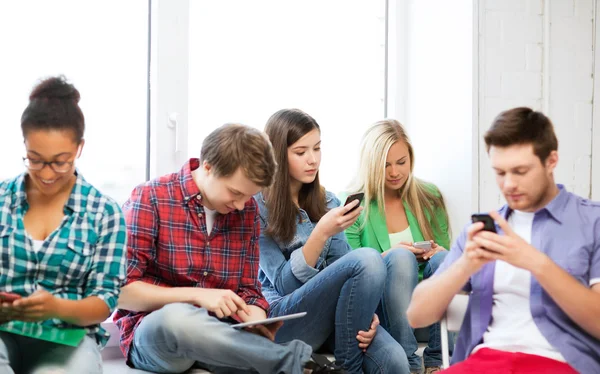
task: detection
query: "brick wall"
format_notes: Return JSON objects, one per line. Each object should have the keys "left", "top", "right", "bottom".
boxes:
{"left": 477, "top": 0, "right": 598, "bottom": 211}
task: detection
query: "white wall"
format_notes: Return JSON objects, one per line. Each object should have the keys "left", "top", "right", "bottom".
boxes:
{"left": 389, "top": 0, "right": 474, "bottom": 239}
{"left": 389, "top": 0, "right": 600, "bottom": 241}
{"left": 477, "top": 0, "right": 600, "bottom": 211}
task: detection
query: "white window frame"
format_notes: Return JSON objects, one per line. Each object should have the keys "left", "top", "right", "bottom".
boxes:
{"left": 150, "top": 0, "right": 190, "bottom": 177}
{"left": 103, "top": 0, "right": 191, "bottom": 347}
{"left": 151, "top": 0, "right": 391, "bottom": 178}
{"left": 106, "top": 0, "right": 478, "bottom": 347}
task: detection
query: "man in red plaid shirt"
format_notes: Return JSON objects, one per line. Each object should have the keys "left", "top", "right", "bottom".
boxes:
{"left": 113, "top": 124, "right": 315, "bottom": 373}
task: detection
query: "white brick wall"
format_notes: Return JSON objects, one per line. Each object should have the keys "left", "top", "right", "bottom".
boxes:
{"left": 477, "top": 0, "right": 598, "bottom": 211}
{"left": 388, "top": 0, "right": 600, "bottom": 235}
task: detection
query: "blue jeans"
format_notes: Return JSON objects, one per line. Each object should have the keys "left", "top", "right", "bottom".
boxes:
{"left": 0, "top": 332, "right": 102, "bottom": 374}
{"left": 269, "top": 247, "right": 410, "bottom": 374}
{"left": 129, "top": 303, "right": 312, "bottom": 374}
{"left": 378, "top": 249, "right": 453, "bottom": 372}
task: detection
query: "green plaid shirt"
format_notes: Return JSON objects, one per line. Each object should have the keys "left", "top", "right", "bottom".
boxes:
{"left": 0, "top": 172, "right": 127, "bottom": 347}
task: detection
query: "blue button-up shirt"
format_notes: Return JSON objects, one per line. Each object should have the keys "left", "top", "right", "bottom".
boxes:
{"left": 255, "top": 191, "right": 351, "bottom": 307}
{"left": 0, "top": 172, "right": 127, "bottom": 347}
{"left": 436, "top": 185, "right": 600, "bottom": 372}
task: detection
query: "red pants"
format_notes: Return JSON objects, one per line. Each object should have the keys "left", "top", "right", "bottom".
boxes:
{"left": 442, "top": 348, "right": 578, "bottom": 374}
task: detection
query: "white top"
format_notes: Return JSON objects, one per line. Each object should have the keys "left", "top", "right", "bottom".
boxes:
{"left": 388, "top": 226, "right": 414, "bottom": 248}
{"left": 204, "top": 207, "right": 218, "bottom": 235}
{"left": 473, "top": 210, "right": 565, "bottom": 362}
{"left": 32, "top": 239, "right": 44, "bottom": 253}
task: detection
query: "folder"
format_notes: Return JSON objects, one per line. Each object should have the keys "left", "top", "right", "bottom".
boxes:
{"left": 0, "top": 321, "right": 86, "bottom": 347}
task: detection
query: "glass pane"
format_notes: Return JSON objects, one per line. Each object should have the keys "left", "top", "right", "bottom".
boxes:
{"left": 0, "top": 0, "right": 148, "bottom": 204}
{"left": 188, "top": 0, "right": 385, "bottom": 194}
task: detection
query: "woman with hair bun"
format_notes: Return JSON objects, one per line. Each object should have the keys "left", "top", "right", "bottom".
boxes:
{"left": 0, "top": 76, "right": 126, "bottom": 374}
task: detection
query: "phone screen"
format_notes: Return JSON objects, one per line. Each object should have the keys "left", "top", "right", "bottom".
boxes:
{"left": 471, "top": 214, "right": 497, "bottom": 233}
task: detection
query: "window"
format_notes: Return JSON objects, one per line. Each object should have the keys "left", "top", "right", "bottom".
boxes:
{"left": 187, "top": 0, "right": 386, "bottom": 194}
{"left": 0, "top": 0, "right": 148, "bottom": 204}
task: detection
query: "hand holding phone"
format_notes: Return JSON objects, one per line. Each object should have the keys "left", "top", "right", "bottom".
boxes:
{"left": 464, "top": 213, "right": 500, "bottom": 273}
{"left": 471, "top": 213, "right": 497, "bottom": 233}
{"left": 413, "top": 241, "right": 432, "bottom": 252}
{"left": 316, "top": 193, "right": 364, "bottom": 238}
{"left": 343, "top": 193, "right": 364, "bottom": 215}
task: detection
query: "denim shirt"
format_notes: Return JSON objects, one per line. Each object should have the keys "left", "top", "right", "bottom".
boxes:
{"left": 255, "top": 191, "right": 352, "bottom": 307}
{"left": 436, "top": 185, "right": 600, "bottom": 373}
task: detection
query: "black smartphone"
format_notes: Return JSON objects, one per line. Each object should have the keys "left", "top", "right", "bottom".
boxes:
{"left": 344, "top": 192, "right": 364, "bottom": 215}
{"left": 471, "top": 213, "right": 497, "bottom": 233}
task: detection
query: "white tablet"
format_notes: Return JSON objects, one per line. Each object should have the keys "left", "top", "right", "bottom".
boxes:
{"left": 231, "top": 312, "right": 307, "bottom": 329}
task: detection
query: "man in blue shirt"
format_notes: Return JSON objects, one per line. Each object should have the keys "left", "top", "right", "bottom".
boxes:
{"left": 407, "top": 107, "right": 600, "bottom": 373}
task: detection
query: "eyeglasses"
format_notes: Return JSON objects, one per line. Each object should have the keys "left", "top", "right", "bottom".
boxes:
{"left": 22, "top": 157, "right": 74, "bottom": 173}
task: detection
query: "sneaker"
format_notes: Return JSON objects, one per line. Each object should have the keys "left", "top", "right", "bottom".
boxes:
{"left": 303, "top": 354, "right": 348, "bottom": 373}
{"left": 424, "top": 367, "right": 442, "bottom": 374}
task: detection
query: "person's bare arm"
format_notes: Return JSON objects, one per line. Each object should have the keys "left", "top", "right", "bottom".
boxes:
{"left": 407, "top": 257, "right": 474, "bottom": 328}
{"left": 407, "top": 222, "right": 491, "bottom": 328}
{"left": 532, "top": 261, "right": 600, "bottom": 339}
{"left": 118, "top": 281, "right": 195, "bottom": 312}
{"left": 54, "top": 296, "right": 110, "bottom": 326}
{"left": 118, "top": 281, "right": 248, "bottom": 318}
{"left": 6, "top": 291, "right": 111, "bottom": 326}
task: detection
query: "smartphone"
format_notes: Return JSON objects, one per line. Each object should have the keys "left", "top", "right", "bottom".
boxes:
{"left": 0, "top": 292, "right": 21, "bottom": 303}
{"left": 471, "top": 213, "right": 497, "bottom": 233}
{"left": 343, "top": 192, "right": 364, "bottom": 215}
{"left": 413, "top": 241, "right": 432, "bottom": 252}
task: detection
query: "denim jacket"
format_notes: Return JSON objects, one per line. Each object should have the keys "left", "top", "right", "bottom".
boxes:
{"left": 255, "top": 191, "right": 352, "bottom": 307}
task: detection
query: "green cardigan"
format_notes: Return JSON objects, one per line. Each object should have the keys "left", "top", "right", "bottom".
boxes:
{"left": 340, "top": 185, "right": 450, "bottom": 275}
{"left": 344, "top": 198, "right": 450, "bottom": 252}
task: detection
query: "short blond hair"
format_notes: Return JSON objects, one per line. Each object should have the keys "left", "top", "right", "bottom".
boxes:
{"left": 200, "top": 123, "right": 277, "bottom": 187}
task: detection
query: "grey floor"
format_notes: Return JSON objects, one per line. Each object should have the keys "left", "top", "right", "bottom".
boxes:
{"left": 102, "top": 346, "right": 212, "bottom": 373}
{"left": 101, "top": 320, "right": 212, "bottom": 373}
{"left": 101, "top": 344, "right": 427, "bottom": 374}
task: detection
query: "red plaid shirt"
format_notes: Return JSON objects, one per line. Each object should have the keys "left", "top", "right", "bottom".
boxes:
{"left": 114, "top": 159, "right": 268, "bottom": 360}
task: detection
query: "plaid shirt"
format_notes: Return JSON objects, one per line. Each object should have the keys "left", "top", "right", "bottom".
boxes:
{"left": 114, "top": 158, "right": 268, "bottom": 360}
{"left": 0, "top": 172, "right": 127, "bottom": 347}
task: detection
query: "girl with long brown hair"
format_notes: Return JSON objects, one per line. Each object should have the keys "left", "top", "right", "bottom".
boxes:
{"left": 255, "top": 109, "right": 409, "bottom": 374}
